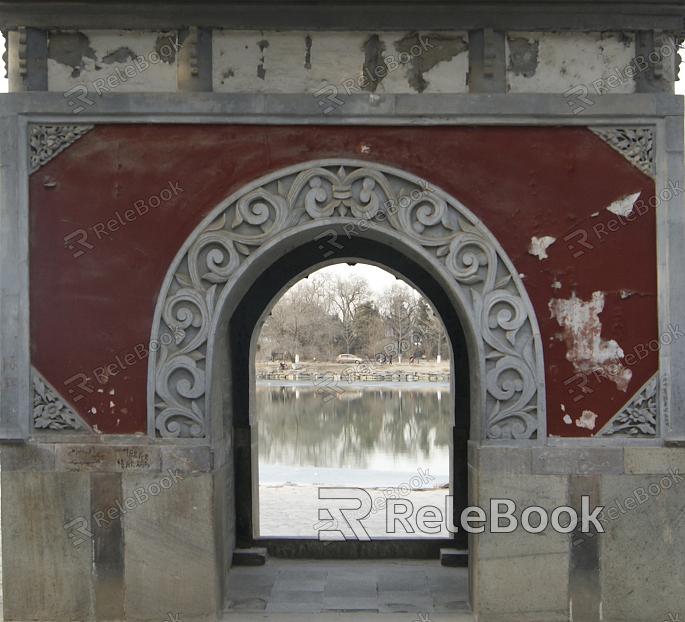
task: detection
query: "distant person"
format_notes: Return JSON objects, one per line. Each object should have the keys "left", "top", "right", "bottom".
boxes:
{"left": 279, "top": 362, "right": 286, "bottom": 370}
{"left": 409, "top": 355, "right": 414, "bottom": 364}
{"left": 388, "top": 354, "right": 393, "bottom": 364}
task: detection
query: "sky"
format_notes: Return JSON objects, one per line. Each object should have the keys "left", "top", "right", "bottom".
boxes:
{"left": 0, "top": 35, "right": 681, "bottom": 294}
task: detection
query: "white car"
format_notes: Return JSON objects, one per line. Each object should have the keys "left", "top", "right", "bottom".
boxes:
{"left": 336, "top": 353, "right": 364, "bottom": 364}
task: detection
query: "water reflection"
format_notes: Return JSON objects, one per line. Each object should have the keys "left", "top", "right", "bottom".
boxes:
{"left": 256, "top": 385, "right": 452, "bottom": 474}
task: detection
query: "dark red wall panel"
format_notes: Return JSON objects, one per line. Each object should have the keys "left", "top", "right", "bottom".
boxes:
{"left": 30, "top": 125, "right": 657, "bottom": 436}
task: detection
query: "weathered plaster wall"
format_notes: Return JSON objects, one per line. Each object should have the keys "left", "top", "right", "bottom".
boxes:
{"left": 506, "top": 31, "right": 637, "bottom": 93}
{"left": 46, "top": 30, "right": 179, "bottom": 93}
{"left": 23, "top": 29, "right": 679, "bottom": 95}
{"left": 212, "top": 30, "right": 469, "bottom": 94}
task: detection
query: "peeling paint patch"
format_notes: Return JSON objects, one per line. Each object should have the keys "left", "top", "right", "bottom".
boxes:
{"left": 48, "top": 31, "right": 98, "bottom": 78}
{"left": 549, "top": 291, "right": 632, "bottom": 391}
{"left": 257, "top": 39, "right": 269, "bottom": 80}
{"left": 529, "top": 235, "right": 556, "bottom": 260}
{"left": 576, "top": 410, "right": 598, "bottom": 430}
{"left": 563, "top": 414, "right": 573, "bottom": 425}
{"left": 606, "top": 192, "right": 641, "bottom": 217}
{"left": 552, "top": 279, "right": 562, "bottom": 289}
{"left": 362, "top": 34, "right": 387, "bottom": 93}
{"left": 154, "top": 35, "right": 177, "bottom": 64}
{"left": 394, "top": 32, "right": 468, "bottom": 93}
{"left": 102, "top": 47, "right": 136, "bottom": 65}
{"left": 304, "top": 34, "right": 312, "bottom": 70}
{"left": 508, "top": 36, "right": 539, "bottom": 77}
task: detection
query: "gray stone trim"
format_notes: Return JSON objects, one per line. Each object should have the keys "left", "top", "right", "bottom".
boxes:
{"left": 32, "top": 366, "right": 92, "bottom": 431}
{"left": 532, "top": 447, "right": 624, "bottom": 474}
{"left": 2, "top": 92, "right": 681, "bottom": 120}
{"left": 590, "top": 127, "right": 655, "bottom": 179}
{"left": 1, "top": 2, "right": 683, "bottom": 32}
{"left": 150, "top": 160, "right": 546, "bottom": 442}
{"left": 0, "top": 114, "right": 29, "bottom": 440}
{"left": 28, "top": 123, "right": 93, "bottom": 173}
{"left": 597, "top": 374, "right": 659, "bottom": 438}
{"left": 659, "top": 114, "right": 685, "bottom": 443}
{"left": 1, "top": 441, "right": 223, "bottom": 472}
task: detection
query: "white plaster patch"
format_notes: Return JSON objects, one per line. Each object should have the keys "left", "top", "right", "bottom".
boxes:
{"left": 576, "top": 410, "right": 598, "bottom": 430}
{"left": 529, "top": 235, "right": 556, "bottom": 260}
{"left": 606, "top": 192, "right": 641, "bottom": 217}
{"left": 549, "top": 291, "right": 632, "bottom": 391}
{"left": 552, "top": 279, "right": 562, "bottom": 289}
{"left": 48, "top": 30, "right": 178, "bottom": 93}
{"left": 563, "top": 414, "right": 573, "bottom": 425}
{"left": 507, "top": 31, "right": 636, "bottom": 94}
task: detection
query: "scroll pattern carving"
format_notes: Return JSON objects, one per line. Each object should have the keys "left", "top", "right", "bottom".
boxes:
{"left": 151, "top": 161, "right": 544, "bottom": 441}
{"left": 590, "top": 127, "right": 655, "bottom": 179}
{"left": 33, "top": 367, "right": 90, "bottom": 431}
{"left": 29, "top": 124, "right": 93, "bottom": 174}
{"left": 598, "top": 373, "right": 659, "bottom": 437}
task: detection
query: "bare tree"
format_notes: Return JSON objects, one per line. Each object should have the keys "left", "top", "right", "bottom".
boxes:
{"left": 329, "top": 274, "right": 371, "bottom": 354}
{"left": 378, "top": 282, "right": 421, "bottom": 362}
{"left": 259, "top": 278, "right": 340, "bottom": 361}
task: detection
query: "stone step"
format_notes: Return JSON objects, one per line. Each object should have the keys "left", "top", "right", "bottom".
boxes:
{"left": 233, "top": 547, "right": 268, "bottom": 566}
{"left": 440, "top": 548, "right": 468, "bottom": 567}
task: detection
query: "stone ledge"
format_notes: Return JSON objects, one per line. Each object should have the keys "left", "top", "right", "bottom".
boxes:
{"left": 0, "top": 443, "right": 55, "bottom": 471}
{"left": 1, "top": 441, "right": 221, "bottom": 472}
{"left": 624, "top": 447, "right": 685, "bottom": 474}
{"left": 468, "top": 443, "right": 532, "bottom": 475}
{"left": 532, "top": 448, "right": 624, "bottom": 475}
{"left": 55, "top": 444, "right": 161, "bottom": 472}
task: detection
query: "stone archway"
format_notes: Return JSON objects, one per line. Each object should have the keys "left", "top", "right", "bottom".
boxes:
{"left": 148, "top": 159, "right": 546, "bottom": 444}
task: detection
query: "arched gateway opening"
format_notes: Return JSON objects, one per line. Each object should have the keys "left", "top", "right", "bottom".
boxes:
{"left": 234, "top": 252, "right": 469, "bottom": 552}
{"left": 147, "top": 160, "right": 545, "bottom": 608}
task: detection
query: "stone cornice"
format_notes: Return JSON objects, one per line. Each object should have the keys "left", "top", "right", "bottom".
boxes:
{"left": 0, "top": 1, "right": 683, "bottom": 32}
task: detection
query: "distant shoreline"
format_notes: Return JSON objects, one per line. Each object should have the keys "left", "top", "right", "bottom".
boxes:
{"left": 257, "top": 379, "right": 450, "bottom": 389}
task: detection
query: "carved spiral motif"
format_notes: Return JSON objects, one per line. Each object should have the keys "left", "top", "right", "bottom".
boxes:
{"left": 151, "top": 161, "right": 543, "bottom": 441}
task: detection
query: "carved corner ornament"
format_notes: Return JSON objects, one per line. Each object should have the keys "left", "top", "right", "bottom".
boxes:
{"left": 590, "top": 127, "right": 655, "bottom": 180}
{"left": 150, "top": 160, "right": 546, "bottom": 441}
{"left": 33, "top": 367, "right": 91, "bottom": 431}
{"left": 29, "top": 124, "right": 93, "bottom": 174}
{"left": 597, "top": 373, "right": 659, "bottom": 437}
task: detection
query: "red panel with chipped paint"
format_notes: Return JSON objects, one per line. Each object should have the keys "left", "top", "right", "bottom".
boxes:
{"left": 30, "top": 125, "right": 657, "bottom": 435}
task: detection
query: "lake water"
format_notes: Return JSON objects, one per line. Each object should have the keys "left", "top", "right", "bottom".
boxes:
{"left": 256, "top": 383, "right": 452, "bottom": 486}
{"left": 256, "top": 383, "right": 453, "bottom": 538}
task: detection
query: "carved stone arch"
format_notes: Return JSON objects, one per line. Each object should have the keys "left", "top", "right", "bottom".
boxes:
{"left": 148, "top": 159, "right": 546, "bottom": 442}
